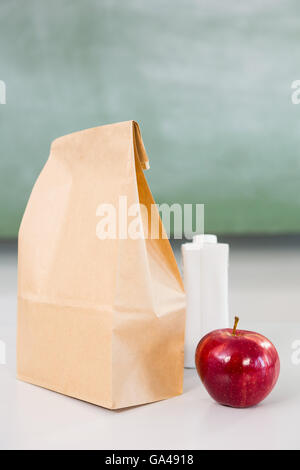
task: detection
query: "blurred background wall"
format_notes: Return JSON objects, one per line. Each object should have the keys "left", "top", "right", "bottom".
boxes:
{"left": 1, "top": 0, "right": 300, "bottom": 238}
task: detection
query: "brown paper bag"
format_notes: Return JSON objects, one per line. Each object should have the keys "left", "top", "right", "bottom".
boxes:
{"left": 17, "top": 121, "right": 186, "bottom": 409}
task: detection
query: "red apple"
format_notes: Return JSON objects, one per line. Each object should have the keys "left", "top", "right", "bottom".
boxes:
{"left": 195, "top": 317, "right": 280, "bottom": 408}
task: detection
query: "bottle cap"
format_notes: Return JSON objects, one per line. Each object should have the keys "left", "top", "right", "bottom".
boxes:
{"left": 193, "top": 234, "right": 218, "bottom": 245}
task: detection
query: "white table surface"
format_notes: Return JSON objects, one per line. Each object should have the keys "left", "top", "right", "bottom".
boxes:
{"left": 1, "top": 243, "right": 300, "bottom": 450}
{"left": 0, "top": 320, "right": 299, "bottom": 450}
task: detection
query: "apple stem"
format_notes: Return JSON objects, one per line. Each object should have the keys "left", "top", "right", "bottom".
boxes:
{"left": 232, "top": 316, "right": 239, "bottom": 336}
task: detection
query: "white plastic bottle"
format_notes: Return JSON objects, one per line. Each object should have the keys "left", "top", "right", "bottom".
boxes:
{"left": 182, "top": 234, "right": 229, "bottom": 368}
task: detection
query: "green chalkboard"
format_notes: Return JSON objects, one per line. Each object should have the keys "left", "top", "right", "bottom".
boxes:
{"left": 1, "top": 0, "right": 300, "bottom": 237}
